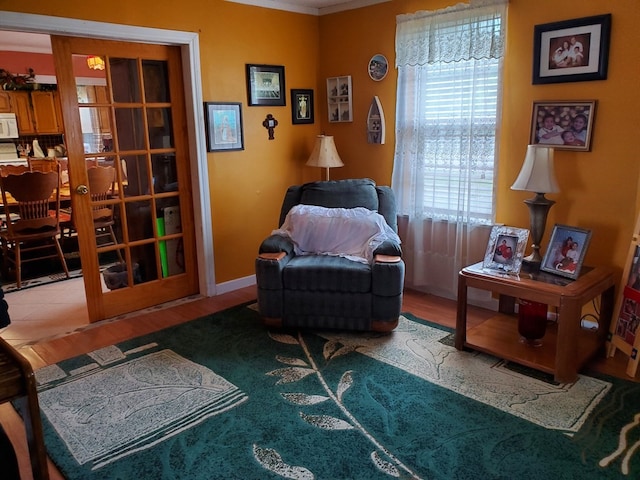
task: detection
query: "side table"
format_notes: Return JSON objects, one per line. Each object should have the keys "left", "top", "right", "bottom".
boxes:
{"left": 455, "top": 262, "right": 616, "bottom": 383}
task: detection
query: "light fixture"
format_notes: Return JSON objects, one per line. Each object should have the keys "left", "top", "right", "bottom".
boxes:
{"left": 86, "top": 55, "right": 105, "bottom": 71}
{"left": 306, "top": 135, "right": 344, "bottom": 181}
{"left": 510, "top": 145, "right": 559, "bottom": 264}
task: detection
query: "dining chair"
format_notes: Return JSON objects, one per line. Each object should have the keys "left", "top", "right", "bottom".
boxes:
{"left": 0, "top": 335, "right": 50, "bottom": 479}
{"left": 61, "top": 166, "right": 122, "bottom": 261}
{"left": 0, "top": 167, "right": 70, "bottom": 289}
{"left": 27, "top": 158, "right": 58, "bottom": 173}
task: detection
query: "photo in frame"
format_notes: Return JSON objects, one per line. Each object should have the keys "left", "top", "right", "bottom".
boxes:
{"left": 541, "top": 224, "right": 592, "bottom": 280}
{"left": 204, "top": 102, "right": 244, "bottom": 152}
{"left": 483, "top": 225, "right": 529, "bottom": 275}
{"left": 290, "top": 89, "right": 314, "bottom": 125}
{"left": 530, "top": 100, "right": 596, "bottom": 151}
{"left": 533, "top": 14, "right": 611, "bottom": 85}
{"left": 245, "top": 64, "right": 286, "bottom": 106}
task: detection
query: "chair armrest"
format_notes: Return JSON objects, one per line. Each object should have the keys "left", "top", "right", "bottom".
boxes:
{"left": 259, "top": 234, "right": 295, "bottom": 255}
{"left": 258, "top": 252, "right": 286, "bottom": 261}
{"left": 373, "top": 240, "right": 402, "bottom": 257}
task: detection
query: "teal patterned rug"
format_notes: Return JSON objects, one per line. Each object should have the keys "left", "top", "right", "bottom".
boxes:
{"left": 31, "top": 303, "right": 640, "bottom": 479}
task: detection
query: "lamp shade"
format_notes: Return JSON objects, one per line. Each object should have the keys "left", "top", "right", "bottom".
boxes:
{"left": 510, "top": 145, "right": 559, "bottom": 194}
{"left": 86, "top": 55, "right": 105, "bottom": 71}
{"left": 306, "top": 135, "right": 344, "bottom": 169}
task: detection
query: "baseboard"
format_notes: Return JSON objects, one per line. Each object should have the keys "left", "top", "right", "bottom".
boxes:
{"left": 215, "top": 274, "right": 256, "bottom": 295}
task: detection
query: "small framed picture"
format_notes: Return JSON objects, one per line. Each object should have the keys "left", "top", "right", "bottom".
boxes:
{"left": 530, "top": 100, "right": 596, "bottom": 151}
{"left": 533, "top": 14, "right": 611, "bottom": 84}
{"left": 204, "top": 102, "right": 244, "bottom": 152}
{"left": 368, "top": 54, "right": 389, "bottom": 81}
{"left": 290, "top": 89, "right": 314, "bottom": 125}
{"left": 483, "top": 225, "right": 530, "bottom": 275}
{"left": 541, "top": 224, "right": 592, "bottom": 280}
{"left": 245, "top": 64, "right": 286, "bottom": 106}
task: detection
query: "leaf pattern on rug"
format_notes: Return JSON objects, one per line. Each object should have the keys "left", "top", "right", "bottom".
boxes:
{"left": 261, "top": 330, "right": 424, "bottom": 480}
{"left": 252, "top": 444, "right": 314, "bottom": 480}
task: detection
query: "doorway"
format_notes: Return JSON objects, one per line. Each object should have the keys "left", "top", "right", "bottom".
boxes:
{"left": 0, "top": 13, "right": 216, "bottom": 322}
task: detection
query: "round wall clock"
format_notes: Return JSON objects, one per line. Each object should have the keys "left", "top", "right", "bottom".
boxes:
{"left": 368, "top": 54, "right": 388, "bottom": 81}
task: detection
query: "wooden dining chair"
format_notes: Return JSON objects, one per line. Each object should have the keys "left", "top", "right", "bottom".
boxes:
{"left": 0, "top": 335, "right": 50, "bottom": 479}
{"left": 0, "top": 168, "right": 70, "bottom": 289}
{"left": 27, "top": 158, "right": 58, "bottom": 173}
{"left": 61, "top": 166, "right": 122, "bottom": 261}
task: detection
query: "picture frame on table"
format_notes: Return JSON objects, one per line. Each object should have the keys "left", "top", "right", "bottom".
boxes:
{"left": 483, "top": 225, "right": 529, "bottom": 275}
{"left": 245, "top": 64, "right": 286, "bottom": 106}
{"left": 290, "top": 89, "right": 314, "bottom": 124}
{"left": 541, "top": 224, "right": 592, "bottom": 280}
{"left": 530, "top": 100, "right": 596, "bottom": 151}
{"left": 204, "top": 102, "right": 244, "bottom": 152}
{"left": 532, "top": 14, "right": 611, "bottom": 85}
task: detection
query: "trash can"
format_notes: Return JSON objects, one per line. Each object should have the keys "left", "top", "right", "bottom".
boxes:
{"left": 102, "top": 263, "right": 140, "bottom": 290}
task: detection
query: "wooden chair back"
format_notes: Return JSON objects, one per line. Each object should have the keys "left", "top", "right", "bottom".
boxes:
{"left": 0, "top": 165, "right": 29, "bottom": 177}
{"left": 28, "top": 158, "right": 59, "bottom": 173}
{"left": 0, "top": 168, "right": 61, "bottom": 235}
{"left": 87, "top": 166, "right": 116, "bottom": 223}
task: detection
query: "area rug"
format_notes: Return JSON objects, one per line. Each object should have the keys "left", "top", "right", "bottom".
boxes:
{"left": 31, "top": 303, "right": 640, "bottom": 479}
{"left": 1, "top": 267, "right": 83, "bottom": 293}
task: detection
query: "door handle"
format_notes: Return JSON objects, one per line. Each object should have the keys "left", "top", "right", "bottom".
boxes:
{"left": 76, "top": 184, "right": 89, "bottom": 195}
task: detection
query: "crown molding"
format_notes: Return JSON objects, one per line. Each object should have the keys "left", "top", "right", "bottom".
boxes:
{"left": 225, "top": 0, "right": 389, "bottom": 16}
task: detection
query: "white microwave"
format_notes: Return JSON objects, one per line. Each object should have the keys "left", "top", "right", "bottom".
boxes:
{"left": 0, "top": 113, "right": 19, "bottom": 139}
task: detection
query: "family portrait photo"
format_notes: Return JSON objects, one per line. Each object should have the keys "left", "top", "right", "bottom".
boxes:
{"left": 533, "top": 14, "right": 611, "bottom": 84}
{"left": 530, "top": 100, "right": 596, "bottom": 151}
{"left": 483, "top": 226, "right": 529, "bottom": 274}
{"left": 541, "top": 224, "right": 592, "bottom": 279}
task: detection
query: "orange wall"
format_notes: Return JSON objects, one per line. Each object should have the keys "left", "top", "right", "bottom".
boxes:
{"left": 2, "top": 0, "right": 639, "bottom": 287}
{"left": 318, "top": 0, "right": 640, "bottom": 284}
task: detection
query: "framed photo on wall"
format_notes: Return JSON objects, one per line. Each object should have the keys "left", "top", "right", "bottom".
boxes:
{"left": 204, "top": 102, "right": 244, "bottom": 152}
{"left": 483, "top": 225, "right": 529, "bottom": 275}
{"left": 540, "top": 224, "right": 592, "bottom": 280}
{"left": 245, "top": 64, "right": 286, "bottom": 106}
{"left": 533, "top": 14, "right": 611, "bottom": 84}
{"left": 530, "top": 100, "right": 596, "bottom": 151}
{"left": 290, "top": 89, "right": 314, "bottom": 124}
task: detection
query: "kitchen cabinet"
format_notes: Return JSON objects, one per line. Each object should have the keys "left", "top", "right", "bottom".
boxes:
{"left": 0, "top": 90, "right": 64, "bottom": 135}
{"left": 0, "top": 92, "right": 12, "bottom": 112}
{"left": 31, "top": 91, "right": 63, "bottom": 134}
{"left": 7, "top": 91, "right": 35, "bottom": 134}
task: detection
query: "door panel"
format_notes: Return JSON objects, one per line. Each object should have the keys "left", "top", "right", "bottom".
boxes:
{"left": 51, "top": 37, "right": 198, "bottom": 321}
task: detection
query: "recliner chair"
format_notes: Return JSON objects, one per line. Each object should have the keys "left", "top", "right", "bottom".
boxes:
{"left": 255, "top": 178, "right": 405, "bottom": 332}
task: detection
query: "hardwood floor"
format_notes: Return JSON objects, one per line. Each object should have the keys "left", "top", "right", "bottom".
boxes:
{"left": 0, "top": 285, "right": 636, "bottom": 480}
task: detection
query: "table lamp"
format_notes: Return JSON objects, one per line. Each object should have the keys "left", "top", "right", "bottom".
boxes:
{"left": 306, "top": 135, "right": 343, "bottom": 180}
{"left": 510, "top": 145, "right": 559, "bottom": 264}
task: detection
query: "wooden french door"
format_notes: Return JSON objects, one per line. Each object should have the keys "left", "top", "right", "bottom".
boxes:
{"left": 50, "top": 36, "right": 198, "bottom": 322}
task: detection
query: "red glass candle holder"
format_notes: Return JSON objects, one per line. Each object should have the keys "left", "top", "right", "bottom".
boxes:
{"left": 518, "top": 299, "right": 547, "bottom": 347}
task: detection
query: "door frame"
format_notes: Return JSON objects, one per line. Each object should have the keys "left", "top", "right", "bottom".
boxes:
{"left": 0, "top": 10, "right": 216, "bottom": 296}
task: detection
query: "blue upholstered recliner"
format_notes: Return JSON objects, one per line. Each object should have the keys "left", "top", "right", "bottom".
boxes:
{"left": 255, "top": 178, "right": 405, "bottom": 332}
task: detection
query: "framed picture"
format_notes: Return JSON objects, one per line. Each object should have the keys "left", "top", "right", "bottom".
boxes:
{"left": 533, "top": 14, "right": 611, "bottom": 84}
{"left": 245, "top": 64, "right": 286, "bottom": 106}
{"left": 204, "top": 102, "right": 244, "bottom": 152}
{"left": 483, "top": 225, "right": 529, "bottom": 275}
{"left": 368, "top": 54, "right": 388, "bottom": 81}
{"left": 530, "top": 100, "right": 596, "bottom": 151}
{"left": 541, "top": 224, "right": 592, "bottom": 280}
{"left": 290, "top": 89, "right": 314, "bottom": 124}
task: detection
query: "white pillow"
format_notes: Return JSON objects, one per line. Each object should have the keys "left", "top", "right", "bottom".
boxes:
{"left": 272, "top": 204, "right": 400, "bottom": 264}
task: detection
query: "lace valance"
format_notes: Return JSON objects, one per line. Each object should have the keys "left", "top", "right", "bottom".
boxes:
{"left": 396, "top": 0, "right": 508, "bottom": 66}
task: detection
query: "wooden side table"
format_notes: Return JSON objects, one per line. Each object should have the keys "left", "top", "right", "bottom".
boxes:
{"left": 455, "top": 262, "right": 616, "bottom": 383}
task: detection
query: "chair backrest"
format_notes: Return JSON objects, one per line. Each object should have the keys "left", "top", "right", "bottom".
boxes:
{"left": 28, "top": 158, "right": 59, "bottom": 173}
{"left": 279, "top": 178, "right": 399, "bottom": 232}
{"left": 0, "top": 168, "right": 61, "bottom": 235}
{"left": 87, "top": 166, "right": 116, "bottom": 222}
{"left": 0, "top": 165, "right": 30, "bottom": 177}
